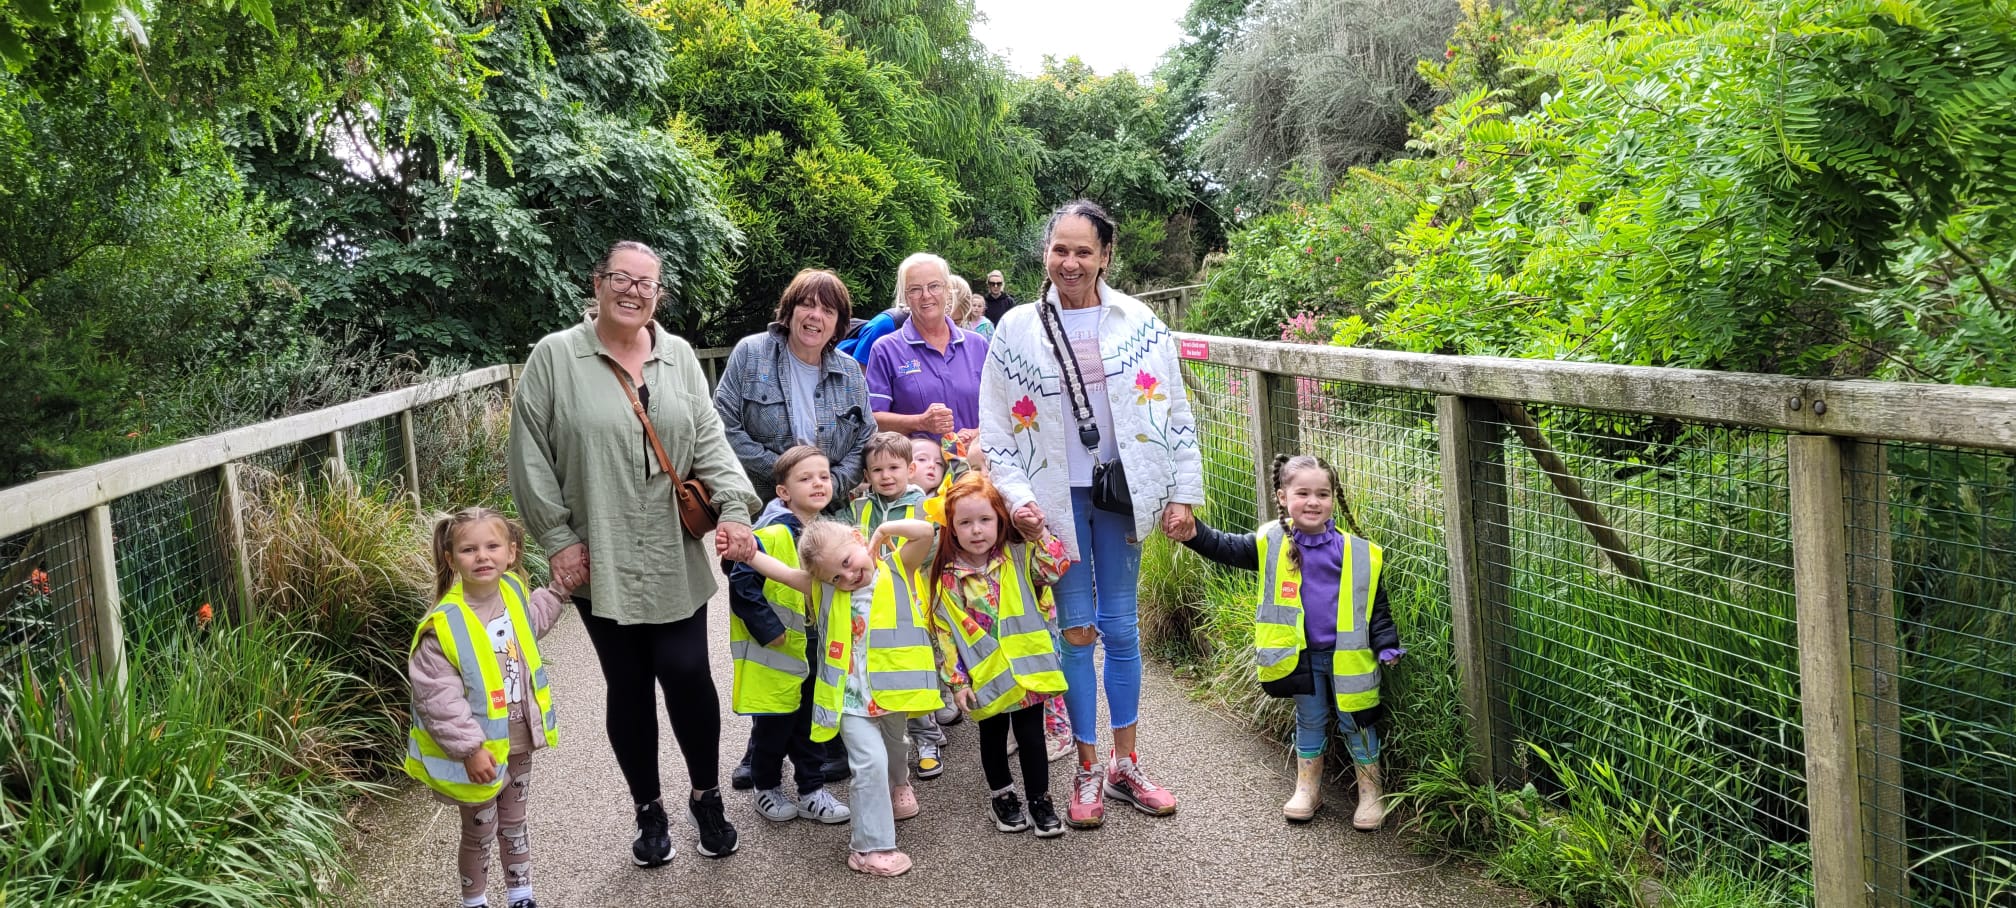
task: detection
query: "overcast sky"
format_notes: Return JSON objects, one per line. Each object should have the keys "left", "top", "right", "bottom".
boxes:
{"left": 972, "top": 0, "right": 1191, "bottom": 77}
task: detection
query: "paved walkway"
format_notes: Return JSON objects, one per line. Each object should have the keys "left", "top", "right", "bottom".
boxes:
{"left": 349, "top": 562, "right": 1528, "bottom": 908}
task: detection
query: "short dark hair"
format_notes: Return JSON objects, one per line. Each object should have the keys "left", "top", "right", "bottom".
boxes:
{"left": 772, "top": 269, "right": 853, "bottom": 359}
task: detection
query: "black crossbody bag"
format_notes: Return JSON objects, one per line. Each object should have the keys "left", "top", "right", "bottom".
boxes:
{"left": 1037, "top": 300, "right": 1133, "bottom": 518}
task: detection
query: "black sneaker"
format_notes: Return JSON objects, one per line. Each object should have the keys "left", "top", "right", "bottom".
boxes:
{"left": 730, "top": 746, "right": 756, "bottom": 791}
{"left": 509, "top": 900, "right": 539, "bottom": 908}
{"left": 1028, "top": 794, "right": 1064, "bottom": 838}
{"left": 632, "top": 800, "right": 673, "bottom": 867}
{"left": 689, "top": 788, "right": 739, "bottom": 858}
{"left": 990, "top": 791, "right": 1030, "bottom": 833}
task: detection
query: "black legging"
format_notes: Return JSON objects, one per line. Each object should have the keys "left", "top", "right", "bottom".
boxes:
{"left": 978, "top": 705, "right": 1049, "bottom": 800}
{"left": 575, "top": 600, "right": 720, "bottom": 805}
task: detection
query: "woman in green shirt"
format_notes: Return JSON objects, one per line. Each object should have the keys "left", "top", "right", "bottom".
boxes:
{"left": 507, "top": 241, "right": 762, "bottom": 868}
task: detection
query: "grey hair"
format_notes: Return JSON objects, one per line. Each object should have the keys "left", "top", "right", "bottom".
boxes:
{"left": 892, "top": 251, "right": 951, "bottom": 310}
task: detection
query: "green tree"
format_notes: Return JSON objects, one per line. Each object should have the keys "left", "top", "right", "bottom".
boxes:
{"left": 1012, "top": 56, "right": 1194, "bottom": 288}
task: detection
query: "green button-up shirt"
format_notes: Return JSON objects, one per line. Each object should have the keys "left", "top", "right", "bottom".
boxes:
{"left": 508, "top": 318, "right": 760, "bottom": 625}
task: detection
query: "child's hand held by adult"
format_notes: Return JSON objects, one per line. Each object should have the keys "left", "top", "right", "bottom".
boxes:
{"left": 952, "top": 687, "right": 977, "bottom": 712}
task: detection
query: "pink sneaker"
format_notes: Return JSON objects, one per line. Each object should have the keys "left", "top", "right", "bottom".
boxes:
{"left": 1066, "top": 763, "right": 1105, "bottom": 829}
{"left": 891, "top": 784, "right": 920, "bottom": 821}
{"left": 1105, "top": 753, "right": 1178, "bottom": 816}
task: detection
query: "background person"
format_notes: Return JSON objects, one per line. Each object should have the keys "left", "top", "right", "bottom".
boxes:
{"left": 982, "top": 269, "right": 1017, "bottom": 324}
{"left": 508, "top": 240, "right": 762, "bottom": 867}
{"left": 976, "top": 199, "right": 1205, "bottom": 830}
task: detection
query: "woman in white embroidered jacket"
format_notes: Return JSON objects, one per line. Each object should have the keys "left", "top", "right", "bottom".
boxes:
{"left": 976, "top": 199, "right": 1205, "bottom": 830}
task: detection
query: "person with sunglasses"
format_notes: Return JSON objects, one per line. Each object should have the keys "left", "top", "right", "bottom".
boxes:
{"left": 982, "top": 269, "right": 1018, "bottom": 325}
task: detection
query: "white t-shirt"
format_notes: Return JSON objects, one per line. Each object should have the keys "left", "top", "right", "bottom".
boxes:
{"left": 484, "top": 613, "right": 525, "bottom": 706}
{"left": 1059, "top": 307, "right": 1119, "bottom": 487}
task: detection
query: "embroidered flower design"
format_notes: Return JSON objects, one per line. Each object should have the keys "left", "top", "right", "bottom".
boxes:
{"left": 1011, "top": 395, "right": 1039, "bottom": 432}
{"left": 1134, "top": 371, "right": 1166, "bottom": 405}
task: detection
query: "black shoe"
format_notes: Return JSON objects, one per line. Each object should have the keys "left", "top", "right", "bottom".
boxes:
{"left": 632, "top": 800, "right": 673, "bottom": 867}
{"left": 822, "top": 758, "right": 852, "bottom": 784}
{"left": 1028, "top": 794, "right": 1064, "bottom": 838}
{"left": 688, "top": 788, "right": 739, "bottom": 858}
{"left": 990, "top": 791, "right": 1030, "bottom": 833}
{"left": 730, "top": 746, "right": 756, "bottom": 791}
{"left": 509, "top": 900, "right": 539, "bottom": 908}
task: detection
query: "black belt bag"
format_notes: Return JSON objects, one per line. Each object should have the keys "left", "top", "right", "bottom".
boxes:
{"left": 1038, "top": 300, "right": 1133, "bottom": 518}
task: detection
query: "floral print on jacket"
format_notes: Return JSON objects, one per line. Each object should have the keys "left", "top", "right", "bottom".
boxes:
{"left": 929, "top": 532, "right": 1072, "bottom": 713}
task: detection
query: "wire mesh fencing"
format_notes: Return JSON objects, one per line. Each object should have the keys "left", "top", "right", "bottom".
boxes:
{"left": 1179, "top": 360, "right": 1262, "bottom": 532}
{"left": 0, "top": 514, "right": 97, "bottom": 680}
{"left": 1470, "top": 407, "right": 1809, "bottom": 879}
{"left": 111, "top": 472, "right": 238, "bottom": 645}
{"left": 1848, "top": 442, "right": 2016, "bottom": 908}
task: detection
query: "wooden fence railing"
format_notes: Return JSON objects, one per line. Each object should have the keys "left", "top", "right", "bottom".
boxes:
{"left": 1171, "top": 333, "right": 2015, "bottom": 908}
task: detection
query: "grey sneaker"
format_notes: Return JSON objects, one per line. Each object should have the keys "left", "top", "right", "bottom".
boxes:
{"left": 934, "top": 704, "right": 963, "bottom": 726}
{"left": 797, "top": 787, "right": 852, "bottom": 824}
{"left": 752, "top": 787, "right": 798, "bottom": 822}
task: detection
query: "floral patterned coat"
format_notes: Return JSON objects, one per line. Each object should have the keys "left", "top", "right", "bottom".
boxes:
{"left": 977, "top": 282, "right": 1205, "bottom": 560}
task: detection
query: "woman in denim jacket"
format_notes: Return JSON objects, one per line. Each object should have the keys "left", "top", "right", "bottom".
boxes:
{"left": 714, "top": 269, "right": 877, "bottom": 502}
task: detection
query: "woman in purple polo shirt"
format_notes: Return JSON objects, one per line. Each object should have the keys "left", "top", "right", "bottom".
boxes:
{"left": 861, "top": 250, "right": 986, "bottom": 773}
{"left": 864, "top": 252, "right": 989, "bottom": 441}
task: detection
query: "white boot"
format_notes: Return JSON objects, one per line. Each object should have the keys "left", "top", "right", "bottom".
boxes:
{"left": 1353, "top": 762, "right": 1386, "bottom": 831}
{"left": 1283, "top": 754, "right": 1323, "bottom": 822}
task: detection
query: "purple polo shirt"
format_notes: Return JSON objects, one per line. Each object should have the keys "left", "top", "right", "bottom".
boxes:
{"left": 864, "top": 315, "right": 989, "bottom": 436}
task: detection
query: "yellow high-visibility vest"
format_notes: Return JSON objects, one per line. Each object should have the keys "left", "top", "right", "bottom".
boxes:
{"left": 728, "top": 524, "right": 812, "bottom": 715}
{"left": 1253, "top": 523, "right": 1384, "bottom": 712}
{"left": 807, "top": 556, "right": 944, "bottom": 742}
{"left": 853, "top": 497, "right": 919, "bottom": 534}
{"left": 404, "top": 573, "right": 558, "bottom": 803}
{"left": 935, "top": 544, "right": 1066, "bottom": 721}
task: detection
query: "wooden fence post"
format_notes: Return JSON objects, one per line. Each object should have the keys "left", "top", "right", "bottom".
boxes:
{"left": 217, "top": 463, "right": 255, "bottom": 624}
{"left": 1789, "top": 434, "right": 1869, "bottom": 908}
{"left": 1439, "top": 395, "right": 1514, "bottom": 784}
{"left": 399, "top": 410, "right": 423, "bottom": 511}
{"left": 85, "top": 504, "right": 126, "bottom": 689}
{"left": 1845, "top": 440, "right": 1906, "bottom": 908}
{"left": 1247, "top": 371, "right": 1301, "bottom": 529}
{"left": 325, "top": 430, "right": 349, "bottom": 488}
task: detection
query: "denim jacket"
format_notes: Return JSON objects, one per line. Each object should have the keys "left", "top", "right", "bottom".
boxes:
{"left": 712, "top": 326, "right": 876, "bottom": 496}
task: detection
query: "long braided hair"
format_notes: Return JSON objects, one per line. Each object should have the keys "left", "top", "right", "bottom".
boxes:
{"left": 1270, "top": 453, "right": 1367, "bottom": 572}
{"left": 1033, "top": 199, "right": 1117, "bottom": 308}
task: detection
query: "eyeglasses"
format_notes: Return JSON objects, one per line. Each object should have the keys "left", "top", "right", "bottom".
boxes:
{"left": 599, "top": 272, "right": 662, "bottom": 296}
{"left": 903, "top": 281, "right": 947, "bottom": 300}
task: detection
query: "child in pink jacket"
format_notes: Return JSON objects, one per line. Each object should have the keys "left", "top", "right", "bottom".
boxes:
{"left": 407, "top": 507, "right": 569, "bottom": 908}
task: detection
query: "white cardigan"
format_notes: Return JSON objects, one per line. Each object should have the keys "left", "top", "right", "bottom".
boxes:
{"left": 978, "top": 283, "right": 1205, "bottom": 559}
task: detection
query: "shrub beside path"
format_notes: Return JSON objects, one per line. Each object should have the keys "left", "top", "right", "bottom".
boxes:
{"left": 348, "top": 560, "right": 1528, "bottom": 908}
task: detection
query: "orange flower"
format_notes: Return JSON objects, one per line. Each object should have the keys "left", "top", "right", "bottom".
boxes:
{"left": 28, "top": 568, "right": 51, "bottom": 595}
{"left": 196, "top": 603, "right": 214, "bottom": 627}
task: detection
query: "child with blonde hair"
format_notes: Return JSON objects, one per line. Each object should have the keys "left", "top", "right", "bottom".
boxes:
{"left": 407, "top": 508, "right": 569, "bottom": 908}
{"left": 728, "top": 515, "right": 945, "bottom": 876}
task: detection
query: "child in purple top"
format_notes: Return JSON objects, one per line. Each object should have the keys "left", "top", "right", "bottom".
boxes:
{"left": 1177, "top": 454, "right": 1404, "bottom": 830}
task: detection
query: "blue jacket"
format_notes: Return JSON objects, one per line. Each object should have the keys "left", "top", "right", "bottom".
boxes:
{"left": 712, "top": 325, "right": 876, "bottom": 497}
{"left": 726, "top": 510, "right": 807, "bottom": 645}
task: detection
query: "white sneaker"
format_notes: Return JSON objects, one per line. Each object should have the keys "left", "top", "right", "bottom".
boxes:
{"left": 915, "top": 741, "right": 945, "bottom": 779}
{"left": 797, "top": 788, "right": 853, "bottom": 824}
{"left": 752, "top": 787, "right": 798, "bottom": 822}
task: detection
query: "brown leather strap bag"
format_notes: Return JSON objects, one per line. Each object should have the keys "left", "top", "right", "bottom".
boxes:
{"left": 608, "top": 360, "right": 719, "bottom": 538}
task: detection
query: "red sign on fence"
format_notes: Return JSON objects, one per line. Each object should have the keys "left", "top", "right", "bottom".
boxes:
{"left": 1179, "top": 339, "right": 1210, "bottom": 360}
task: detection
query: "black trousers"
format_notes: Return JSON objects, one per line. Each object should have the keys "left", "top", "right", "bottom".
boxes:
{"left": 747, "top": 635, "right": 828, "bottom": 794}
{"left": 978, "top": 704, "right": 1049, "bottom": 799}
{"left": 575, "top": 600, "right": 720, "bottom": 805}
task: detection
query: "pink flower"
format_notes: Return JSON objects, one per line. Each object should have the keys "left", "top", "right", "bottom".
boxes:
{"left": 1011, "top": 395, "right": 1039, "bottom": 432}
{"left": 1134, "top": 371, "right": 1166, "bottom": 404}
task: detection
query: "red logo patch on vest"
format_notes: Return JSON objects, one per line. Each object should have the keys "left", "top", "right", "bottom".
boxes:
{"left": 490, "top": 688, "right": 507, "bottom": 711}
{"left": 829, "top": 640, "right": 845, "bottom": 661}
{"left": 1280, "top": 580, "right": 1299, "bottom": 600}
{"left": 961, "top": 615, "right": 981, "bottom": 637}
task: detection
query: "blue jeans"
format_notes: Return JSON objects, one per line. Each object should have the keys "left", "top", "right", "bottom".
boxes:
{"left": 1292, "top": 649, "right": 1382, "bottom": 764}
{"left": 1055, "top": 487, "right": 1143, "bottom": 746}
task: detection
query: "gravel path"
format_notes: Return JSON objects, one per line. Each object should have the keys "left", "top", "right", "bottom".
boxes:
{"left": 348, "top": 562, "right": 1529, "bottom": 908}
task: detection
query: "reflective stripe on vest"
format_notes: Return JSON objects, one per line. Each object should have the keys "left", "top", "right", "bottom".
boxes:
{"left": 404, "top": 574, "right": 557, "bottom": 803}
{"left": 807, "top": 557, "right": 945, "bottom": 741}
{"left": 937, "top": 544, "right": 1066, "bottom": 721}
{"left": 1253, "top": 524, "right": 1384, "bottom": 712}
{"left": 729, "top": 524, "right": 812, "bottom": 715}
{"left": 855, "top": 499, "right": 918, "bottom": 535}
